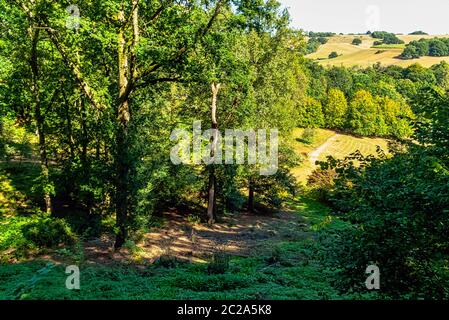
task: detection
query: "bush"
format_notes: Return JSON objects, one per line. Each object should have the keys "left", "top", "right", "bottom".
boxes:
{"left": 328, "top": 52, "right": 338, "bottom": 59}
{"left": 299, "top": 128, "right": 315, "bottom": 145}
{"left": 352, "top": 38, "right": 362, "bottom": 46}
{"left": 307, "top": 167, "right": 337, "bottom": 203}
{"left": 207, "top": 251, "right": 230, "bottom": 275}
{"left": 322, "top": 149, "right": 449, "bottom": 299}
{"left": 22, "top": 217, "right": 76, "bottom": 248}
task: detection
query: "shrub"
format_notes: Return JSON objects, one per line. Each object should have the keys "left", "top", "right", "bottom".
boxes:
{"left": 322, "top": 149, "right": 449, "bottom": 299}
{"left": 155, "top": 255, "right": 179, "bottom": 268}
{"left": 265, "top": 246, "right": 283, "bottom": 265}
{"left": 352, "top": 38, "right": 362, "bottom": 46}
{"left": 299, "top": 128, "right": 315, "bottom": 145}
{"left": 207, "top": 251, "right": 230, "bottom": 275}
{"left": 22, "top": 217, "right": 76, "bottom": 248}
{"left": 328, "top": 52, "right": 338, "bottom": 59}
{"left": 307, "top": 167, "right": 337, "bottom": 203}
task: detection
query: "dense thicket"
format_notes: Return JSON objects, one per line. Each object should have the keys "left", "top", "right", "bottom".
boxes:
{"left": 370, "top": 31, "right": 404, "bottom": 45}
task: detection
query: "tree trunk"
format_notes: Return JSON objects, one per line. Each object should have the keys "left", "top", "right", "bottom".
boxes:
{"left": 0, "top": 115, "right": 4, "bottom": 157}
{"left": 207, "top": 82, "right": 220, "bottom": 224}
{"left": 248, "top": 178, "right": 255, "bottom": 213}
{"left": 61, "top": 89, "right": 75, "bottom": 161}
{"left": 30, "top": 28, "right": 52, "bottom": 214}
{"left": 79, "top": 98, "right": 89, "bottom": 176}
{"left": 114, "top": 4, "right": 133, "bottom": 249}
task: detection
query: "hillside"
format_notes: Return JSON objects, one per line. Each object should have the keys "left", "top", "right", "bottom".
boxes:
{"left": 307, "top": 34, "right": 449, "bottom": 67}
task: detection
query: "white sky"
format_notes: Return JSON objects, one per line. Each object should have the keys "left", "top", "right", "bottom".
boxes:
{"left": 279, "top": 0, "right": 449, "bottom": 35}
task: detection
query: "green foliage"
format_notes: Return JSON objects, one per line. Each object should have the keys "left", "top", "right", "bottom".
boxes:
{"left": 326, "top": 66, "right": 353, "bottom": 96}
{"left": 401, "top": 38, "right": 449, "bottom": 59}
{"left": 22, "top": 217, "right": 76, "bottom": 248}
{"left": 347, "top": 90, "right": 380, "bottom": 136}
{"left": 371, "top": 31, "right": 404, "bottom": 45}
{"left": 304, "top": 36, "right": 328, "bottom": 54}
{"left": 297, "top": 97, "right": 325, "bottom": 128}
{"left": 324, "top": 88, "right": 348, "bottom": 129}
{"left": 328, "top": 51, "right": 338, "bottom": 59}
{"left": 307, "top": 32, "right": 335, "bottom": 38}
{"left": 312, "top": 88, "right": 449, "bottom": 299}
{"left": 352, "top": 38, "right": 362, "bottom": 46}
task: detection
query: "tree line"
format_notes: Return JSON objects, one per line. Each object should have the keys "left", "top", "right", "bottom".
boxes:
{"left": 401, "top": 37, "right": 449, "bottom": 59}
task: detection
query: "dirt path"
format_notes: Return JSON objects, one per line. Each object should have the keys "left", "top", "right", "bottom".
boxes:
{"left": 309, "top": 134, "right": 340, "bottom": 166}
{"left": 78, "top": 209, "right": 307, "bottom": 266}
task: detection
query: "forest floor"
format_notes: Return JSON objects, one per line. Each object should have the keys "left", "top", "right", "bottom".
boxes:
{"left": 79, "top": 209, "right": 306, "bottom": 266}
{"left": 1, "top": 195, "right": 354, "bottom": 299}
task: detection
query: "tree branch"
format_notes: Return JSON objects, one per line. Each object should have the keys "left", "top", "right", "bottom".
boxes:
{"left": 10, "top": 0, "right": 106, "bottom": 111}
{"left": 136, "top": 0, "right": 226, "bottom": 88}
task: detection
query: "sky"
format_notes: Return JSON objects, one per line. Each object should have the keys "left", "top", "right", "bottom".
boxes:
{"left": 279, "top": 0, "right": 449, "bottom": 35}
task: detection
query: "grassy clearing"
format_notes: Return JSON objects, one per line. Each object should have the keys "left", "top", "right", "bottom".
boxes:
{"left": 291, "top": 128, "right": 389, "bottom": 183}
{"left": 0, "top": 195, "right": 364, "bottom": 300}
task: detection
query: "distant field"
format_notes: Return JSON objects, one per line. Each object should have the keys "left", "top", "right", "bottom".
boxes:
{"left": 307, "top": 34, "right": 449, "bottom": 68}
{"left": 371, "top": 44, "right": 406, "bottom": 49}
{"left": 292, "top": 128, "right": 389, "bottom": 183}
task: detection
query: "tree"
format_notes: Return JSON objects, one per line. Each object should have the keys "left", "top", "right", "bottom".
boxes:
{"left": 324, "top": 88, "right": 348, "bottom": 129}
{"left": 431, "top": 61, "right": 449, "bottom": 89}
{"left": 348, "top": 90, "right": 379, "bottom": 136}
{"left": 429, "top": 39, "right": 448, "bottom": 57}
{"left": 376, "top": 96, "right": 414, "bottom": 138}
{"left": 297, "top": 97, "right": 325, "bottom": 128}
{"left": 328, "top": 51, "right": 338, "bottom": 59}
{"left": 327, "top": 66, "right": 353, "bottom": 96}
{"left": 403, "top": 63, "right": 436, "bottom": 84}
{"left": 352, "top": 38, "right": 362, "bottom": 46}
{"left": 9, "top": 0, "right": 232, "bottom": 248}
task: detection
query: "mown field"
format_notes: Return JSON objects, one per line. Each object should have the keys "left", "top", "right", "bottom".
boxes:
{"left": 292, "top": 128, "right": 389, "bottom": 183}
{"left": 307, "top": 34, "right": 449, "bottom": 68}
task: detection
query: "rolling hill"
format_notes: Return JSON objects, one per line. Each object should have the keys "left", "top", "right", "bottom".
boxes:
{"left": 307, "top": 34, "right": 449, "bottom": 68}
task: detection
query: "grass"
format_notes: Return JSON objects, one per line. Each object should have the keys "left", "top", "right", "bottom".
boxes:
{"left": 291, "top": 128, "right": 389, "bottom": 184}
{"left": 0, "top": 195, "right": 363, "bottom": 300}
{"left": 307, "top": 34, "right": 449, "bottom": 68}
{"left": 371, "top": 44, "right": 406, "bottom": 49}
